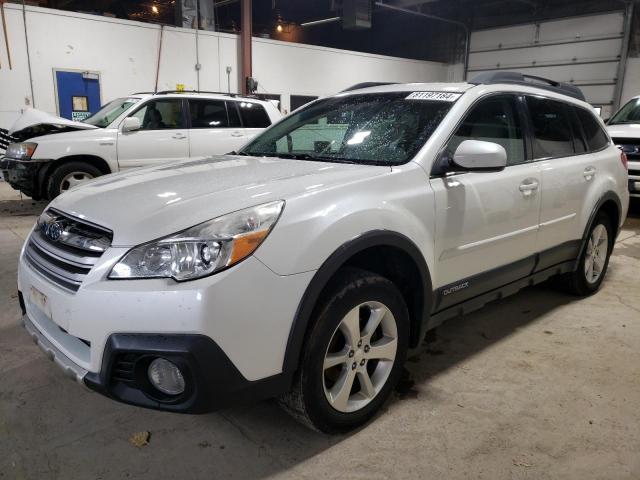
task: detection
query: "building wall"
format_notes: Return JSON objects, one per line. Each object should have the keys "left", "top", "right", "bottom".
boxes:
{"left": 0, "top": 4, "right": 449, "bottom": 129}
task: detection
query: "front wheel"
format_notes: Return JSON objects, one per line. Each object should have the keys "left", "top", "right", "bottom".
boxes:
{"left": 280, "top": 268, "right": 409, "bottom": 433}
{"left": 46, "top": 161, "right": 102, "bottom": 199}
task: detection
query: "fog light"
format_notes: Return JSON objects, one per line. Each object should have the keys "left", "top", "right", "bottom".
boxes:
{"left": 147, "top": 358, "right": 185, "bottom": 395}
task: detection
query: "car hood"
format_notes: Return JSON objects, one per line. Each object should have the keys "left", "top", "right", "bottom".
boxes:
{"left": 607, "top": 123, "right": 640, "bottom": 139}
{"left": 9, "top": 108, "right": 98, "bottom": 141}
{"left": 50, "top": 155, "right": 388, "bottom": 246}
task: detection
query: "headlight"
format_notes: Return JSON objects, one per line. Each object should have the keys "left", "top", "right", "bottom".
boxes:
{"left": 6, "top": 142, "right": 37, "bottom": 160}
{"left": 109, "top": 200, "right": 284, "bottom": 281}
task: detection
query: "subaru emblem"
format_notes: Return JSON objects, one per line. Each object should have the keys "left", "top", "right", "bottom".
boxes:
{"left": 46, "top": 222, "right": 64, "bottom": 242}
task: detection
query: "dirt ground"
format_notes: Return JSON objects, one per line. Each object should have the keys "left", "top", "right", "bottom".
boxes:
{"left": 0, "top": 181, "right": 638, "bottom": 480}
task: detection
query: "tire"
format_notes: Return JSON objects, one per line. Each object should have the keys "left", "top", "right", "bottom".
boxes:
{"left": 279, "top": 267, "right": 409, "bottom": 433}
{"left": 561, "top": 212, "right": 614, "bottom": 296}
{"left": 46, "top": 161, "right": 102, "bottom": 199}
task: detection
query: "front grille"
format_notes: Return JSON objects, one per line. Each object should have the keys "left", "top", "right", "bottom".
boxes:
{"left": 24, "top": 208, "right": 112, "bottom": 293}
{"left": 612, "top": 137, "right": 640, "bottom": 161}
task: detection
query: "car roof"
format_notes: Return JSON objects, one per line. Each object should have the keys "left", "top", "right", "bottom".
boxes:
{"left": 340, "top": 81, "right": 592, "bottom": 108}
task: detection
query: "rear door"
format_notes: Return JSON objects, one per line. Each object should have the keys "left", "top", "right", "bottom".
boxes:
{"left": 237, "top": 100, "right": 273, "bottom": 142}
{"left": 431, "top": 94, "right": 542, "bottom": 310}
{"left": 117, "top": 98, "right": 189, "bottom": 169}
{"left": 527, "top": 96, "right": 606, "bottom": 263}
{"left": 188, "top": 98, "right": 247, "bottom": 156}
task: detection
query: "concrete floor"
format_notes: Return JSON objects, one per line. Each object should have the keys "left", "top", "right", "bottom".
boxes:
{"left": 0, "top": 180, "right": 638, "bottom": 480}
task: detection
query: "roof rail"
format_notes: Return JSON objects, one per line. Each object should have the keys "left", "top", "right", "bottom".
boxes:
{"left": 341, "top": 82, "right": 398, "bottom": 92}
{"left": 153, "top": 89, "right": 246, "bottom": 97}
{"left": 469, "top": 72, "right": 586, "bottom": 101}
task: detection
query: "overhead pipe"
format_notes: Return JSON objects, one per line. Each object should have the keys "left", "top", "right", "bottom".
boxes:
{"left": 374, "top": 2, "right": 470, "bottom": 80}
{"left": 22, "top": 0, "right": 35, "bottom": 106}
{"left": 1, "top": 1, "right": 12, "bottom": 69}
{"left": 154, "top": 25, "right": 164, "bottom": 93}
{"left": 240, "top": 0, "right": 252, "bottom": 95}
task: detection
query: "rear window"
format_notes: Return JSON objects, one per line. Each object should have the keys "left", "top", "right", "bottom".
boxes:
{"left": 238, "top": 102, "right": 271, "bottom": 128}
{"left": 574, "top": 107, "right": 609, "bottom": 152}
{"left": 526, "top": 96, "right": 574, "bottom": 158}
{"left": 189, "top": 99, "right": 229, "bottom": 128}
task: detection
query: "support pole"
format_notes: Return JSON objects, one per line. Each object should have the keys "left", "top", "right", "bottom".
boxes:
{"left": 241, "top": 0, "right": 252, "bottom": 95}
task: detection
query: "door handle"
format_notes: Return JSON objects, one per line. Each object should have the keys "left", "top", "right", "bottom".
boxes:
{"left": 231, "top": 131, "right": 244, "bottom": 137}
{"left": 519, "top": 178, "right": 539, "bottom": 196}
{"left": 172, "top": 133, "right": 187, "bottom": 140}
{"left": 583, "top": 166, "right": 596, "bottom": 181}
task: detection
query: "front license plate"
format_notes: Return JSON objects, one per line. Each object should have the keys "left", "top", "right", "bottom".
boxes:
{"left": 30, "top": 285, "right": 52, "bottom": 319}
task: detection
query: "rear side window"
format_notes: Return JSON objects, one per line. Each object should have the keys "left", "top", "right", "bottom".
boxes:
{"left": 448, "top": 94, "right": 525, "bottom": 165}
{"left": 574, "top": 107, "right": 609, "bottom": 151}
{"left": 189, "top": 99, "right": 229, "bottom": 128}
{"left": 238, "top": 102, "right": 271, "bottom": 128}
{"left": 526, "top": 97, "right": 574, "bottom": 158}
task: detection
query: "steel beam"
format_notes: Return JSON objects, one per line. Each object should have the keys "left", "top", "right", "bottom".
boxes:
{"left": 240, "top": 0, "right": 251, "bottom": 95}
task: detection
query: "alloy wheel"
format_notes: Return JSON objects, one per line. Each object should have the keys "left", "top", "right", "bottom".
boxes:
{"left": 584, "top": 224, "right": 608, "bottom": 284}
{"left": 322, "top": 301, "right": 398, "bottom": 413}
{"left": 60, "top": 171, "right": 94, "bottom": 192}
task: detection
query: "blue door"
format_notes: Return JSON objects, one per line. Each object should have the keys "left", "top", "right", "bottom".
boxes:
{"left": 55, "top": 71, "right": 101, "bottom": 121}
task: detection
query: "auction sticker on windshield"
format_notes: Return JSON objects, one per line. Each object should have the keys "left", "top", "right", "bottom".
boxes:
{"left": 406, "top": 91, "right": 462, "bottom": 102}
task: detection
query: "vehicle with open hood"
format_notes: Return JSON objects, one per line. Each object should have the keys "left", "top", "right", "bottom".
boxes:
{"left": 1, "top": 92, "right": 281, "bottom": 199}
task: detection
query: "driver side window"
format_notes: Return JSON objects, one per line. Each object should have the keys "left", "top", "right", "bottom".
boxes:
{"left": 448, "top": 95, "right": 525, "bottom": 166}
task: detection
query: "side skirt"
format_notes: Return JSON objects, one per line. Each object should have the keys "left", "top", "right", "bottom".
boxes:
{"left": 425, "top": 260, "right": 575, "bottom": 332}
{"left": 423, "top": 240, "right": 581, "bottom": 335}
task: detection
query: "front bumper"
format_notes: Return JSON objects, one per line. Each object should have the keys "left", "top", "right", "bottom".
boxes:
{"left": 18, "top": 249, "right": 315, "bottom": 412}
{"left": 0, "top": 157, "right": 49, "bottom": 197}
{"left": 628, "top": 160, "right": 640, "bottom": 198}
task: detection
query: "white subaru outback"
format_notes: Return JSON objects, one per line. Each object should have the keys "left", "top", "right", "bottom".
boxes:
{"left": 17, "top": 72, "right": 629, "bottom": 433}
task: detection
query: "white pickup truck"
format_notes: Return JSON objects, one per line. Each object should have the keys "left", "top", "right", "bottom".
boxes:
{"left": 1, "top": 92, "right": 281, "bottom": 199}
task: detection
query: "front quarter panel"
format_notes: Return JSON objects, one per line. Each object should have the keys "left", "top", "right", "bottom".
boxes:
{"left": 255, "top": 162, "right": 436, "bottom": 278}
{"left": 30, "top": 129, "right": 118, "bottom": 171}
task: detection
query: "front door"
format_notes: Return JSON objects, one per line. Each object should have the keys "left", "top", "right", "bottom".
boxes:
{"left": 430, "top": 94, "right": 541, "bottom": 310}
{"left": 117, "top": 98, "right": 190, "bottom": 169}
{"left": 55, "top": 70, "right": 101, "bottom": 121}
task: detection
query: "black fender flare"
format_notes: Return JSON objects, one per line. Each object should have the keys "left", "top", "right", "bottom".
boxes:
{"left": 281, "top": 230, "right": 432, "bottom": 375}
{"left": 574, "top": 190, "right": 622, "bottom": 270}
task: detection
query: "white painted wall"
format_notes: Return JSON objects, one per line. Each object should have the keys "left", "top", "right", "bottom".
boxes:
{"left": 0, "top": 4, "right": 448, "bottom": 129}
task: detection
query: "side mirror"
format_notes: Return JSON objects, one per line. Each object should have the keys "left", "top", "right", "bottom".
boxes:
{"left": 122, "top": 117, "right": 141, "bottom": 132}
{"left": 453, "top": 140, "right": 507, "bottom": 172}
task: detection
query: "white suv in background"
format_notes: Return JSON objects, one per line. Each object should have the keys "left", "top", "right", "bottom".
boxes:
{"left": 607, "top": 95, "right": 640, "bottom": 198}
{"left": 17, "top": 73, "right": 628, "bottom": 433}
{"left": 1, "top": 92, "right": 281, "bottom": 199}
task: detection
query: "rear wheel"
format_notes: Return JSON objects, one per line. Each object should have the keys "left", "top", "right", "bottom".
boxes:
{"left": 46, "top": 161, "right": 102, "bottom": 199}
{"left": 561, "top": 213, "right": 613, "bottom": 296}
{"left": 280, "top": 268, "right": 409, "bottom": 433}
